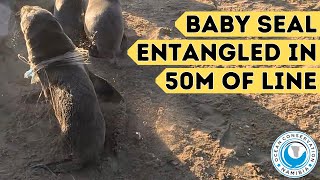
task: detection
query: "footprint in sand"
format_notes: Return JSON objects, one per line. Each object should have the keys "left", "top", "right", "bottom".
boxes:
{"left": 196, "top": 103, "right": 232, "bottom": 143}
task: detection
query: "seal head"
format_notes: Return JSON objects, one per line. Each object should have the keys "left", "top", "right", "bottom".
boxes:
{"left": 20, "top": 5, "right": 75, "bottom": 65}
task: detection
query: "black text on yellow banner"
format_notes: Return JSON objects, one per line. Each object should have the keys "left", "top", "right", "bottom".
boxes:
{"left": 128, "top": 40, "right": 319, "bottom": 65}
{"left": 175, "top": 11, "right": 320, "bottom": 37}
{"left": 156, "top": 68, "right": 320, "bottom": 94}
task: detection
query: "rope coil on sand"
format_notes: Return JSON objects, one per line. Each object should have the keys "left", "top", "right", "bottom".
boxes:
{"left": 18, "top": 48, "right": 89, "bottom": 84}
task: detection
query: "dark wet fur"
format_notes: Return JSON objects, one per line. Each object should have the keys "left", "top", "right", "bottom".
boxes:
{"left": 84, "top": 0, "right": 126, "bottom": 59}
{"left": 54, "top": 0, "right": 86, "bottom": 46}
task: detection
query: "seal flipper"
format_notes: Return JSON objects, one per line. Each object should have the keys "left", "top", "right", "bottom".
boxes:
{"left": 85, "top": 66, "right": 123, "bottom": 103}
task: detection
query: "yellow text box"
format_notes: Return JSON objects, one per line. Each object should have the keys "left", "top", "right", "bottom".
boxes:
{"left": 175, "top": 11, "right": 320, "bottom": 37}
{"left": 128, "top": 40, "right": 320, "bottom": 65}
{"left": 156, "top": 68, "right": 320, "bottom": 94}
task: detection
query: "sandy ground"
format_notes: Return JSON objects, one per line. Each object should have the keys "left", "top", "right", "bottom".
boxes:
{"left": 2, "top": 0, "right": 320, "bottom": 179}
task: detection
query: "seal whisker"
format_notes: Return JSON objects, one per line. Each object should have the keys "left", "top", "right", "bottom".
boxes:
{"left": 30, "top": 164, "right": 57, "bottom": 176}
{"left": 70, "top": 174, "right": 76, "bottom": 180}
{"left": 15, "top": 10, "right": 21, "bottom": 18}
{"left": 17, "top": 54, "right": 29, "bottom": 64}
{"left": 36, "top": 90, "right": 43, "bottom": 104}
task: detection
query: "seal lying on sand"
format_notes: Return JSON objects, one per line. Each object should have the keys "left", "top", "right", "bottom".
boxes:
{"left": 83, "top": 0, "right": 127, "bottom": 61}
{"left": 54, "top": 0, "right": 85, "bottom": 46}
{"left": 20, "top": 5, "right": 105, "bottom": 166}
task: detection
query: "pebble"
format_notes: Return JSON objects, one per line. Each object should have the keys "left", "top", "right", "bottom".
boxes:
{"left": 169, "top": 160, "right": 180, "bottom": 166}
{"left": 134, "top": 132, "right": 142, "bottom": 140}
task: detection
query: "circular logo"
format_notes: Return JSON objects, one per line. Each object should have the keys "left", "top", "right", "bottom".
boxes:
{"left": 271, "top": 131, "right": 318, "bottom": 178}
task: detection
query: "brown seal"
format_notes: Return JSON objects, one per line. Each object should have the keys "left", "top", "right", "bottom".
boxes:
{"left": 54, "top": 0, "right": 85, "bottom": 46}
{"left": 84, "top": 0, "right": 127, "bottom": 61}
{"left": 20, "top": 5, "right": 105, "bottom": 166}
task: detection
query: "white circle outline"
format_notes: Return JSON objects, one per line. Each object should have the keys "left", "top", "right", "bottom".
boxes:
{"left": 279, "top": 140, "right": 309, "bottom": 169}
{"left": 271, "top": 131, "right": 318, "bottom": 178}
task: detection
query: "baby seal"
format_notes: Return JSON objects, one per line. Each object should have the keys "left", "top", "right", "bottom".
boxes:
{"left": 54, "top": 0, "right": 85, "bottom": 46}
{"left": 20, "top": 5, "right": 105, "bottom": 166}
{"left": 84, "top": 0, "right": 127, "bottom": 61}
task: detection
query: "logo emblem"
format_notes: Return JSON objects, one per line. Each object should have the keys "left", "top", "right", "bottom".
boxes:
{"left": 271, "top": 131, "right": 318, "bottom": 178}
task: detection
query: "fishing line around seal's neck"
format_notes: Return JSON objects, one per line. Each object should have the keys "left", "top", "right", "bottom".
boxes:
{"left": 18, "top": 48, "right": 89, "bottom": 84}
